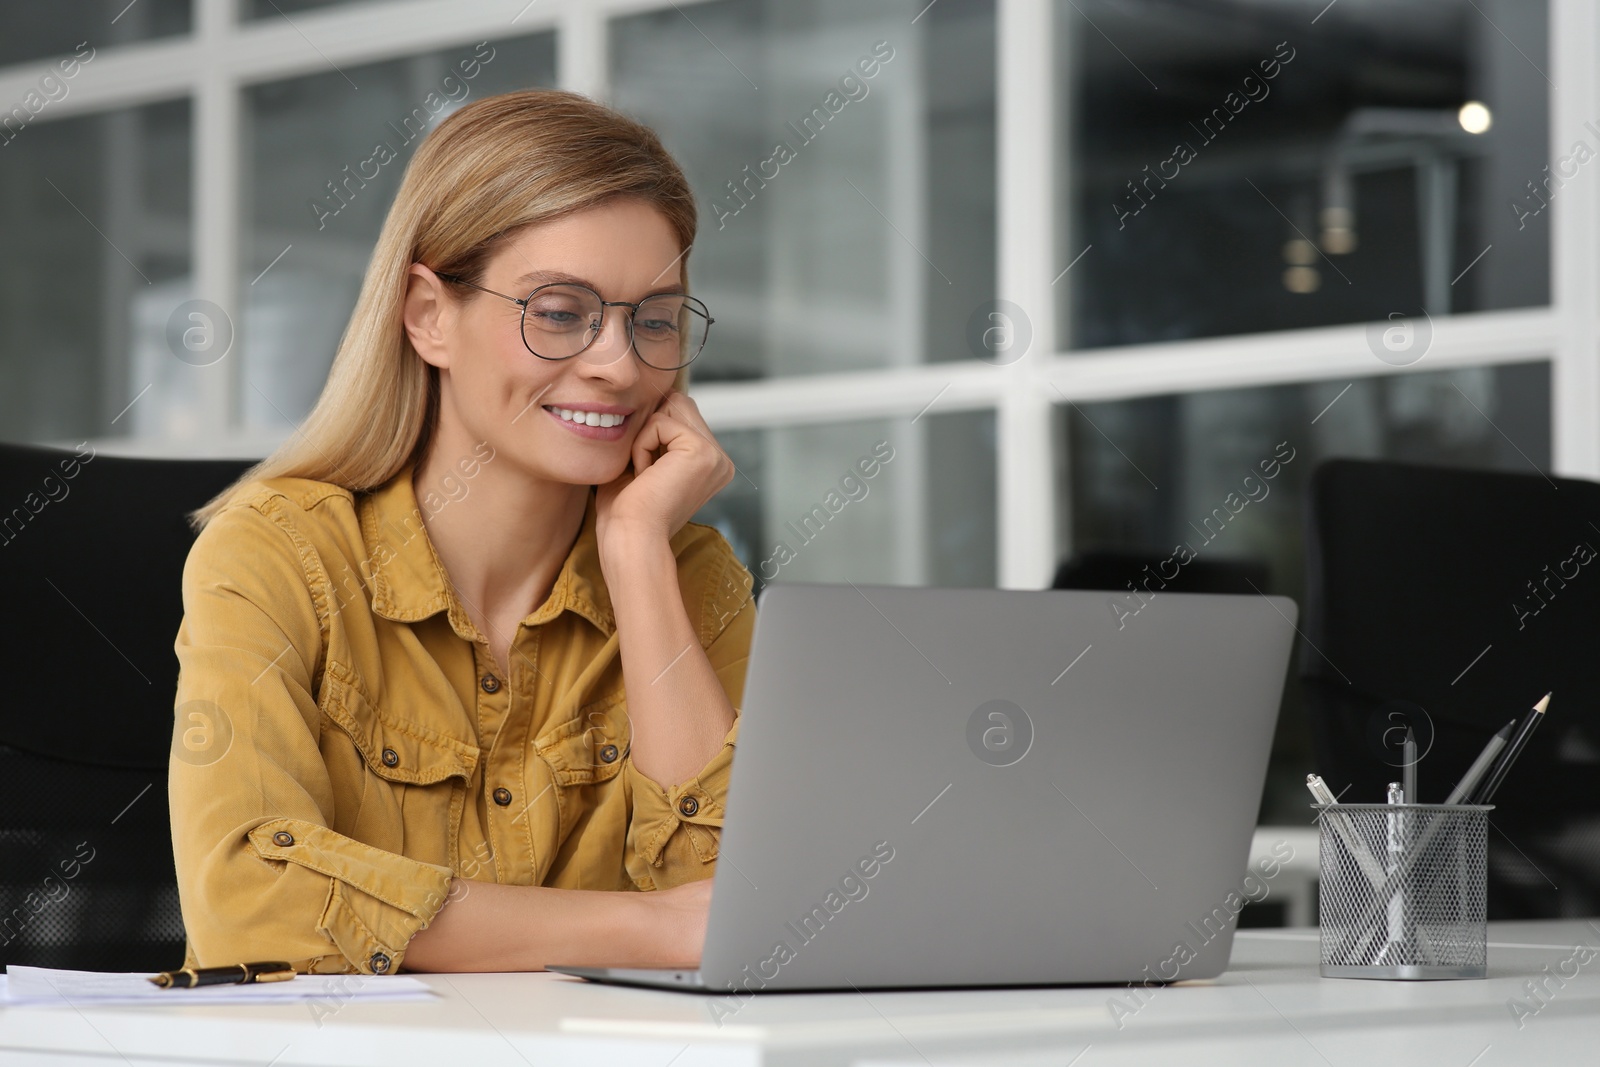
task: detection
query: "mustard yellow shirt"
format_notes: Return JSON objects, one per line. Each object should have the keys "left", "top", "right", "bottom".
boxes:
{"left": 169, "top": 460, "right": 755, "bottom": 975}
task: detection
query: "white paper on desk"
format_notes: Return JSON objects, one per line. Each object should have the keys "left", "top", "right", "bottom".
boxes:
{"left": 0, "top": 966, "right": 438, "bottom": 1007}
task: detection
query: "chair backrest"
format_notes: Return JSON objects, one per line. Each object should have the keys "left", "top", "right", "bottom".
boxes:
{"left": 1052, "top": 549, "right": 1270, "bottom": 596}
{"left": 0, "top": 442, "right": 255, "bottom": 971}
{"left": 1302, "top": 458, "right": 1600, "bottom": 919}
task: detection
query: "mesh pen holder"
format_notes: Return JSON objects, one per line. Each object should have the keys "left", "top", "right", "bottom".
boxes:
{"left": 1315, "top": 803, "right": 1491, "bottom": 980}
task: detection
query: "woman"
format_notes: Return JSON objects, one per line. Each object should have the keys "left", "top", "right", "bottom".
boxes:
{"left": 171, "top": 89, "right": 755, "bottom": 976}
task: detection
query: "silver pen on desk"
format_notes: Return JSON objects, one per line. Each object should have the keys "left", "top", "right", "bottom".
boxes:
{"left": 1304, "top": 773, "right": 1337, "bottom": 806}
{"left": 1379, "top": 781, "right": 1405, "bottom": 964}
{"left": 1305, "top": 774, "right": 1386, "bottom": 889}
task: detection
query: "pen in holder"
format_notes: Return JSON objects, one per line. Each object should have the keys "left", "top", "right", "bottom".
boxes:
{"left": 1314, "top": 802, "right": 1490, "bottom": 980}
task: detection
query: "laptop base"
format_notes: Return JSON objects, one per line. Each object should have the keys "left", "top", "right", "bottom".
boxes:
{"left": 548, "top": 965, "right": 712, "bottom": 991}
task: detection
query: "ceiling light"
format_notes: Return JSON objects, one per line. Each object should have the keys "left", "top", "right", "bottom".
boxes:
{"left": 1283, "top": 266, "right": 1321, "bottom": 294}
{"left": 1283, "top": 239, "right": 1318, "bottom": 266}
{"left": 1458, "top": 101, "right": 1492, "bottom": 134}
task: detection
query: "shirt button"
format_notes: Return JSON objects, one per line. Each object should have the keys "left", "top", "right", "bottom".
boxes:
{"left": 381, "top": 748, "right": 399, "bottom": 767}
{"left": 678, "top": 796, "right": 699, "bottom": 817}
{"left": 599, "top": 744, "right": 619, "bottom": 764}
{"left": 493, "top": 787, "right": 513, "bottom": 807}
{"left": 481, "top": 674, "right": 501, "bottom": 693}
{"left": 272, "top": 831, "right": 295, "bottom": 847}
{"left": 370, "top": 952, "right": 391, "bottom": 974}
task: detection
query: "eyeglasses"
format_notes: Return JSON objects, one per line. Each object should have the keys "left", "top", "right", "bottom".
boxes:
{"left": 436, "top": 274, "right": 713, "bottom": 371}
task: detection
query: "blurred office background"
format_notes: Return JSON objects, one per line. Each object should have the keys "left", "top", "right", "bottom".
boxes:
{"left": 0, "top": 0, "right": 1584, "bottom": 832}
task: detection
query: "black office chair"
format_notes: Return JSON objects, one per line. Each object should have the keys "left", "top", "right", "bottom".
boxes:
{"left": 1052, "top": 549, "right": 1270, "bottom": 595}
{"left": 1054, "top": 549, "right": 1291, "bottom": 924}
{"left": 0, "top": 441, "right": 255, "bottom": 971}
{"left": 1302, "top": 458, "right": 1600, "bottom": 919}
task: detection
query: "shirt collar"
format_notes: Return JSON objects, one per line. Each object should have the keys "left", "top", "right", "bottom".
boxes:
{"left": 358, "top": 463, "right": 616, "bottom": 639}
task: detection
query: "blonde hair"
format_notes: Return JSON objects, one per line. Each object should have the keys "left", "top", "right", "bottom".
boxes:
{"left": 191, "top": 88, "right": 698, "bottom": 529}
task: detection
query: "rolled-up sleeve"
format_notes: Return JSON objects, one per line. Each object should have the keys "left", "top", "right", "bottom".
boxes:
{"left": 170, "top": 499, "right": 452, "bottom": 975}
{"left": 623, "top": 547, "right": 756, "bottom": 890}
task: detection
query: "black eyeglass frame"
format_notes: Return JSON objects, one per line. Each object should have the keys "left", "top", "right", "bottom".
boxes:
{"left": 435, "top": 273, "right": 713, "bottom": 371}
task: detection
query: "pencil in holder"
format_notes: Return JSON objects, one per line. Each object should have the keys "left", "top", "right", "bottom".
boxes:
{"left": 1314, "top": 802, "right": 1490, "bottom": 980}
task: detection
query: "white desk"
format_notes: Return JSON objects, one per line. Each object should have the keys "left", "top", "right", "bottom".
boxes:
{"left": 3, "top": 919, "right": 1597, "bottom": 1066}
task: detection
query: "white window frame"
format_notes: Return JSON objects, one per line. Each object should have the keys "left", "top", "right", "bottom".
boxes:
{"left": 2, "top": 0, "right": 1593, "bottom": 589}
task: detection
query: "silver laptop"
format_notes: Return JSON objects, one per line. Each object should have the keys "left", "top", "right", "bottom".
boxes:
{"left": 552, "top": 582, "right": 1297, "bottom": 993}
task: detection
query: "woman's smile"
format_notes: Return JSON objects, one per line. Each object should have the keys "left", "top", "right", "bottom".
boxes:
{"left": 542, "top": 402, "right": 634, "bottom": 441}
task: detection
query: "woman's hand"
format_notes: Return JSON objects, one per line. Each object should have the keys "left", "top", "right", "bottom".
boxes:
{"left": 637, "top": 877, "right": 714, "bottom": 968}
{"left": 595, "top": 388, "right": 733, "bottom": 550}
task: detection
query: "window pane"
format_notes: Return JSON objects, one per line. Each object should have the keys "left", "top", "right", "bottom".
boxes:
{"left": 242, "top": 33, "right": 556, "bottom": 431}
{"left": 0, "top": 100, "right": 191, "bottom": 445}
{"left": 611, "top": 0, "right": 996, "bottom": 381}
{"left": 0, "top": 0, "right": 190, "bottom": 68}
{"left": 1060, "top": 0, "right": 1550, "bottom": 349}
{"left": 1055, "top": 361, "right": 1551, "bottom": 822}
{"left": 242, "top": 0, "right": 382, "bottom": 19}
{"left": 694, "top": 410, "right": 997, "bottom": 589}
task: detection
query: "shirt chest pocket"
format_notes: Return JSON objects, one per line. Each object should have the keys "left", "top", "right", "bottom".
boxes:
{"left": 535, "top": 689, "right": 629, "bottom": 790}
{"left": 320, "top": 662, "right": 480, "bottom": 861}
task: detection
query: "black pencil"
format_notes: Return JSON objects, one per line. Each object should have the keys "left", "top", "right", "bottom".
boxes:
{"left": 1468, "top": 692, "right": 1551, "bottom": 805}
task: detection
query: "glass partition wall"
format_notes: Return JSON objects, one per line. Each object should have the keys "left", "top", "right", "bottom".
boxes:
{"left": 1, "top": 0, "right": 1593, "bottom": 825}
